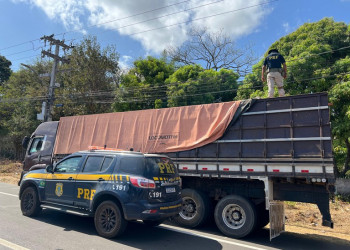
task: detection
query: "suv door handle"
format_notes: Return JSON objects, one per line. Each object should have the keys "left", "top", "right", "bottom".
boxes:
{"left": 98, "top": 178, "right": 105, "bottom": 182}
{"left": 68, "top": 177, "right": 74, "bottom": 181}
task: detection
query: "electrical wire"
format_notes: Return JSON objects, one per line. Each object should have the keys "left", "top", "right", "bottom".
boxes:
{"left": 1, "top": 70, "right": 349, "bottom": 104}
{"left": 0, "top": 0, "right": 195, "bottom": 52}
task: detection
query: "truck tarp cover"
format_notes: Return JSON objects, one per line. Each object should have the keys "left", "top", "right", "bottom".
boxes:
{"left": 53, "top": 101, "right": 241, "bottom": 154}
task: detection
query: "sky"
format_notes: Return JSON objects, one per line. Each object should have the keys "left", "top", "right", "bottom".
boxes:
{"left": 0, "top": 0, "right": 350, "bottom": 72}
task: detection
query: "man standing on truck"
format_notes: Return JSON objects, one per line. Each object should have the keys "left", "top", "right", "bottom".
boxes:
{"left": 261, "top": 49, "right": 287, "bottom": 98}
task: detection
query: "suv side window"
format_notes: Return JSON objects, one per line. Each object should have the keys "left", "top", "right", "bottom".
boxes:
{"left": 29, "top": 137, "right": 44, "bottom": 154}
{"left": 55, "top": 156, "right": 82, "bottom": 173}
{"left": 101, "top": 157, "right": 113, "bottom": 172}
{"left": 82, "top": 156, "right": 114, "bottom": 173}
{"left": 118, "top": 157, "right": 144, "bottom": 175}
{"left": 83, "top": 156, "right": 104, "bottom": 172}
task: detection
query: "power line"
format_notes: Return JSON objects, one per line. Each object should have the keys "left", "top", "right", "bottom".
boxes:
{"left": 1, "top": 0, "right": 272, "bottom": 57}
{"left": 1, "top": 70, "right": 349, "bottom": 104}
{"left": 54, "top": 0, "right": 193, "bottom": 38}
{"left": 0, "top": 0, "right": 193, "bottom": 52}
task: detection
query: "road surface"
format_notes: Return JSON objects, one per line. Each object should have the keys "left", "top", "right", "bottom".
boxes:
{"left": 0, "top": 182, "right": 349, "bottom": 250}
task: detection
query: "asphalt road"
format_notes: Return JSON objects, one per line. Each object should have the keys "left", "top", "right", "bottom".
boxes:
{"left": 0, "top": 182, "right": 349, "bottom": 250}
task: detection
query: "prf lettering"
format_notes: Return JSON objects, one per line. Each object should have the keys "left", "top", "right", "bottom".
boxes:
{"left": 158, "top": 163, "right": 175, "bottom": 174}
{"left": 77, "top": 188, "right": 96, "bottom": 200}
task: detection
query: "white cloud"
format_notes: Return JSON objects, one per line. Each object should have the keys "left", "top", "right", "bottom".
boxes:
{"left": 119, "top": 55, "right": 133, "bottom": 71}
{"left": 13, "top": 0, "right": 271, "bottom": 54}
{"left": 282, "top": 22, "right": 290, "bottom": 33}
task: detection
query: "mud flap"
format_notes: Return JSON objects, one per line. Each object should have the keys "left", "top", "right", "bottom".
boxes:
{"left": 269, "top": 201, "right": 285, "bottom": 240}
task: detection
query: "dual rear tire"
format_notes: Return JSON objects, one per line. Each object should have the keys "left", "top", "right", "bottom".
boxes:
{"left": 174, "top": 189, "right": 259, "bottom": 238}
{"left": 214, "top": 195, "right": 257, "bottom": 238}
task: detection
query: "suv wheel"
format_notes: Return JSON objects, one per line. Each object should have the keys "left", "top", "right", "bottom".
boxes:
{"left": 20, "top": 186, "right": 41, "bottom": 217}
{"left": 94, "top": 201, "right": 127, "bottom": 238}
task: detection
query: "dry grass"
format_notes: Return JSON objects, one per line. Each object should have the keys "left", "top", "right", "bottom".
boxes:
{"left": 284, "top": 200, "right": 350, "bottom": 241}
{"left": 0, "top": 158, "right": 22, "bottom": 185}
{"left": 1, "top": 159, "right": 349, "bottom": 241}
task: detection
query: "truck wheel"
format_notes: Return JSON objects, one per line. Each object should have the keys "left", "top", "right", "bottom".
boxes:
{"left": 214, "top": 195, "right": 257, "bottom": 238}
{"left": 173, "top": 189, "right": 211, "bottom": 228}
{"left": 256, "top": 203, "right": 270, "bottom": 229}
{"left": 143, "top": 219, "right": 164, "bottom": 227}
{"left": 94, "top": 201, "right": 127, "bottom": 238}
{"left": 20, "top": 186, "right": 41, "bottom": 217}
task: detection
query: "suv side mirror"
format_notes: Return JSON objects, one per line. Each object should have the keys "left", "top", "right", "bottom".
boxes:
{"left": 46, "top": 164, "right": 54, "bottom": 173}
{"left": 22, "top": 136, "right": 30, "bottom": 149}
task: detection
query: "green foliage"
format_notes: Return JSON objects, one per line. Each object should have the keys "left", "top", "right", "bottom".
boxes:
{"left": 237, "top": 18, "right": 350, "bottom": 99}
{"left": 0, "top": 63, "right": 48, "bottom": 158}
{"left": 113, "top": 56, "right": 175, "bottom": 111}
{"left": 329, "top": 81, "right": 350, "bottom": 140}
{"left": 0, "top": 55, "right": 12, "bottom": 84}
{"left": 167, "top": 65, "right": 239, "bottom": 107}
{"left": 56, "top": 36, "right": 119, "bottom": 116}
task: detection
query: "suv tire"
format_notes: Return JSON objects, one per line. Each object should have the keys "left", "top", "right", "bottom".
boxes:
{"left": 20, "top": 186, "right": 41, "bottom": 217}
{"left": 94, "top": 201, "right": 127, "bottom": 238}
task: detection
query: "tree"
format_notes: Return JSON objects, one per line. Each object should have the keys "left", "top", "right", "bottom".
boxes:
{"left": 56, "top": 36, "right": 120, "bottom": 117}
{"left": 0, "top": 55, "right": 12, "bottom": 85}
{"left": 167, "top": 65, "right": 239, "bottom": 107}
{"left": 166, "top": 28, "right": 255, "bottom": 75}
{"left": 113, "top": 56, "right": 175, "bottom": 111}
{"left": 330, "top": 81, "right": 350, "bottom": 176}
{"left": 237, "top": 18, "right": 350, "bottom": 99}
{"left": 0, "top": 62, "right": 49, "bottom": 159}
{"left": 237, "top": 18, "right": 350, "bottom": 176}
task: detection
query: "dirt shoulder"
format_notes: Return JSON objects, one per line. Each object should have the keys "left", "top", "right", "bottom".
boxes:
{"left": 0, "top": 159, "right": 22, "bottom": 185}
{"left": 284, "top": 201, "right": 350, "bottom": 241}
{"left": 1, "top": 158, "right": 349, "bottom": 242}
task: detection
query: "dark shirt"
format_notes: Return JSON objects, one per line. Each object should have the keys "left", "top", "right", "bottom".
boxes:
{"left": 263, "top": 52, "right": 285, "bottom": 69}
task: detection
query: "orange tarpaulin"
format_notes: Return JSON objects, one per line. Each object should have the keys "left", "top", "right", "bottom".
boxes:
{"left": 53, "top": 101, "right": 241, "bottom": 155}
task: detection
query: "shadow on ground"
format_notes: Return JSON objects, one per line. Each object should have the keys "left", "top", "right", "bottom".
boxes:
{"left": 32, "top": 209, "right": 350, "bottom": 250}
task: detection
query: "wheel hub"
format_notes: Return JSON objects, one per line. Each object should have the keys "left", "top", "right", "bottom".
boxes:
{"left": 222, "top": 204, "right": 246, "bottom": 230}
{"left": 185, "top": 204, "right": 194, "bottom": 213}
{"left": 231, "top": 211, "right": 242, "bottom": 221}
{"left": 179, "top": 197, "right": 197, "bottom": 220}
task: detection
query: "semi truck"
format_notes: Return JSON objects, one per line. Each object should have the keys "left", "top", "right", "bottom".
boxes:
{"left": 20, "top": 92, "right": 335, "bottom": 240}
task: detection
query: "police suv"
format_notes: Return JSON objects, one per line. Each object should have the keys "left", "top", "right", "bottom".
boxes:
{"left": 19, "top": 149, "right": 182, "bottom": 238}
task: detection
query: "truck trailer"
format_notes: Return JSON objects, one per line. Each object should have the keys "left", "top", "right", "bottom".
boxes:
{"left": 20, "top": 93, "right": 335, "bottom": 239}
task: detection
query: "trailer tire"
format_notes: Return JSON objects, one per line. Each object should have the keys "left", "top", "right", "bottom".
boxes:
{"left": 173, "top": 188, "right": 211, "bottom": 228}
{"left": 214, "top": 195, "right": 257, "bottom": 238}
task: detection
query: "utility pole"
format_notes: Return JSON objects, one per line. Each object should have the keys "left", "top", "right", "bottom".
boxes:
{"left": 40, "top": 34, "right": 73, "bottom": 121}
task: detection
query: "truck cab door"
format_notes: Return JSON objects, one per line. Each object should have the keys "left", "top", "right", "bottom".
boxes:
{"left": 45, "top": 156, "right": 83, "bottom": 206}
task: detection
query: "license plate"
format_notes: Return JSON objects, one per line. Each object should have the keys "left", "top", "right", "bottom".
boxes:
{"left": 166, "top": 187, "right": 176, "bottom": 193}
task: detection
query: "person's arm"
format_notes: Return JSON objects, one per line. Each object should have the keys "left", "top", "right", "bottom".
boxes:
{"left": 261, "top": 65, "right": 266, "bottom": 82}
{"left": 282, "top": 62, "right": 287, "bottom": 79}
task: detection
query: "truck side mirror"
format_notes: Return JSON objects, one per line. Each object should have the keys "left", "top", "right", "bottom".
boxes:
{"left": 22, "top": 136, "right": 30, "bottom": 149}
{"left": 46, "top": 164, "right": 54, "bottom": 173}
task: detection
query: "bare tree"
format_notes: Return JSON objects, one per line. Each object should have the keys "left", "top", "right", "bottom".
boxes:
{"left": 166, "top": 28, "right": 255, "bottom": 76}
